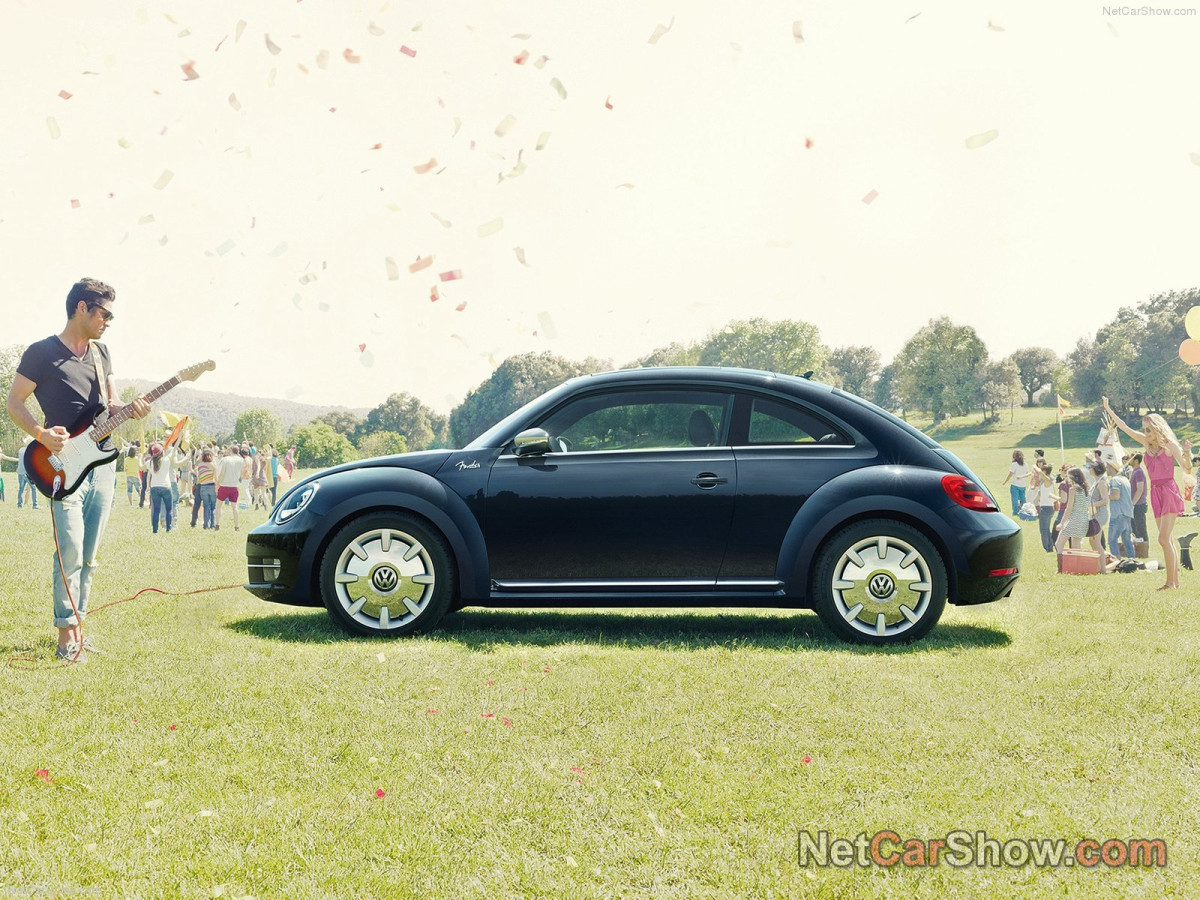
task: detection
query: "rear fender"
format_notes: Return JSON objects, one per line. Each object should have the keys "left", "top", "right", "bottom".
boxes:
{"left": 777, "top": 467, "right": 968, "bottom": 600}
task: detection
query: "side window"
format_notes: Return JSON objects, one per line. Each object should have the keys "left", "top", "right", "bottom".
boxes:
{"left": 540, "top": 390, "right": 732, "bottom": 452}
{"left": 746, "top": 396, "right": 849, "bottom": 445}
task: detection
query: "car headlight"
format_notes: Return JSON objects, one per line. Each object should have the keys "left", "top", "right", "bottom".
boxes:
{"left": 274, "top": 482, "right": 319, "bottom": 523}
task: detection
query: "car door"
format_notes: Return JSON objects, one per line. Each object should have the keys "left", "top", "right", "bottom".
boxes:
{"left": 721, "top": 392, "right": 871, "bottom": 581}
{"left": 484, "top": 388, "right": 736, "bottom": 586}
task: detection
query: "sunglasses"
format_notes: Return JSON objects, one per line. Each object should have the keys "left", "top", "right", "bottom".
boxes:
{"left": 89, "top": 304, "right": 114, "bottom": 322}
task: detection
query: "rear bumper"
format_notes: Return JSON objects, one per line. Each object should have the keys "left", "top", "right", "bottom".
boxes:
{"left": 953, "top": 523, "right": 1022, "bottom": 606}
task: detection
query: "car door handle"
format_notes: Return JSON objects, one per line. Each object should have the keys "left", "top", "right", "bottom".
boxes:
{"left": 692, "top": 472, "right": 728, "bottom": 489}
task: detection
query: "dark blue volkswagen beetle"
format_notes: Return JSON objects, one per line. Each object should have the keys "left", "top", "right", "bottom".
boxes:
{"left": 245, "top": 367, "right": 1019, "bottom": 645}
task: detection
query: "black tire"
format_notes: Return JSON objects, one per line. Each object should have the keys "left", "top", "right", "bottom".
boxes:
{"left": 318, "top": 512, "right": 456, "bottom": 637}
{"left": 812, "top": 519, "right": 947, "bottom": 645}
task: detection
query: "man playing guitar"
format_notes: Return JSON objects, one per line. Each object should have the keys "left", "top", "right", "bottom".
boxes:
{"left": 5, "top": 278, "right": 151, "bottom": 663}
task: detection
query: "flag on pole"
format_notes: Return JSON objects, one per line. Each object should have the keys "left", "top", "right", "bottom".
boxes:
{"left": 1056, "top": 394, "right": 1071, "bottom": 416}
{"left": 160, "top": 411, "right": 190, "bottom": 449}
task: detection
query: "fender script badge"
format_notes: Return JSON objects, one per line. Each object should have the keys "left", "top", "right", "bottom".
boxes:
{"left": 456, "top": 460, "right": 481, "bottom": 470}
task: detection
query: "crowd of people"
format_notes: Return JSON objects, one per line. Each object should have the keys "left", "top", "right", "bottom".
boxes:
{"left": 117, "top": 439, "right": 297, "bottom": 533}
{"left": 1004, "top": 402, "right": 1196, "bottom": 590}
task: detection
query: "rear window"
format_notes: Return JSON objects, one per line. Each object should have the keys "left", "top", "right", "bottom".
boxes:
{"left": 834, "top": 390, "right": 941, "bottom": 449}
{"left": 746, "top": 396, "right": 849, "bottom": 445}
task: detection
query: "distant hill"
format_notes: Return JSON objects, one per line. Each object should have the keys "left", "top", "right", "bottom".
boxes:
{"left": 124, "top": 381, "right": 368, "bottom": 438}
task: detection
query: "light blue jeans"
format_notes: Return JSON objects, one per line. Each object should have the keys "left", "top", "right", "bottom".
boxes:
{"left": 18, "top": 471, "right": 40, "bottom": 509}
{"left": 1009, "top": 484, "right": 1026, "bottom": 515}
{"left": 1109, "top": 514, "right": 1135, "bottom": 559}
{"left": 50, "top": 460, "right": 116, "bottom": 627}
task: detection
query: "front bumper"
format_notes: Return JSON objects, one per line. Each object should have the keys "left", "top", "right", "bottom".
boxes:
{"left": 244, "top": 527, "right": 317, "bottom": 606}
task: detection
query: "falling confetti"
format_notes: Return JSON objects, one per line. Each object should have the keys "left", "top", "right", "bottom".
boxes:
{"left": 138, "top": 214, "right": 155, "bottom": 224}
{"left": 537, "top": 312, "right": 557, "bottom": 338}
{"left": 413, "top": 158, "right": 438, "bottom": 174}
{"left": 118, "top": 137, "right": 131, "bottom": 148}
{"left": 802, "top": 754, "right": 813, "bottom": 765}
{"left": 385, "top": 257, "right": 400, "bottom": 280}
{"left": 400, "top": 45, "right": 417, "bottom": 58}
{"left": 536, "top": 131, "right": 551, "bottom": 150}
{"left": 317, "top": 49, "right": 330, "bottom": 69}
{"left": 268, "top": 242, "right": 288, "bottom": 257}
{"left": 477, "top": 218, "right": 504, "bottom": 237}
{"left": 514, "top": 50, "right": 529, "bottom": 65}
{"left": 805, "top": 137, "right": 814, "bottom": 149}
{"left": 649, "top": 17, "right": 674, "bottom": 44}
{"left": 430, "top": 285, "right": 439, "bottom": 302}
{"left": 344, "top": 48, "right": 362, "bottom": 63}
{"left": 615, "top": 183, "right": 635, "bottom": 189}
{"left": 965, "top": 129, "right": 999, "bottom": 149}
{"left": 265, "top": 34, "right": 281, "bottom": 55}
{"left": 180, "top": 60, "right": 199, "bottom": 80}
{"left": 549, "top": 78, "right": 567, "bottom": 99}
{"left": 408, "top": 255, "right": 433, "bottom": 273}
{"left": 285, "top": 386, "right": 303, "bottom": 398}
{"left": 153, "top": 170, "right": 174, "bottom": 190}
{"left": 439, "top": 269, "right": 463, "bottom": 282}
{"left": 235, "top": 20, "right": 246, "bottom": 41}
{"left": 792, "top": 20, "right": 804, "bottom": 43}
{"left": 58, "top": 89, "right": 73, "bottom": 100}
{"left": 361, "top": 349, "right": 375, "bottom": 367}
{"left": 987, "top": 19, "right": 1005, "bottom": 31}
{"left": 604, "top": 95, "right": 614, "bottom": 110}
{"left": 215, "top": 239, "right": 235, "bottom": 255}
{"left": 534, "top": 55, "right": 550, "bottom": 68}
{"left": 1189, "top": 152, "right": 1200, "bottom": 167}
{"left": 494, "top": 114, "right": 517, "bottom": 137}
{"left": 514, "top": 247, "right": 529, "bottom": 266}
{"left": 228, "top": 93, "right": 241, "bottom": 111}
{"left": 375, "top": 789, "right": 386, "bottom": 798}
{"left": 455, "top": 301, "right": 467, "bottom": 312}
{"left": 318, "top": 301, "right": 330, "bottom": 312}
{"left": 291, "top": 294, "right": 303, "bottom": 309}
{"left": 430, "top": 212, "right": 452, "bottom": 228}
{"left": 368, "top": 21, "right": 385, "bottom": 36}
{"left": 861, "top": 188, "right": 879, "bottom": 204}
{"left": 512, "top": 32, "right": 532, "bottom": 39}
{"left": 47, "top": 118, "right": 60, "bottom": 139}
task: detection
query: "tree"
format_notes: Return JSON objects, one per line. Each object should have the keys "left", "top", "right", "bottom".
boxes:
{"left": 360, "top": 392, "right": 439, "bottom": 451}
{"left": 234, "top": 408, "right": 283, "bottom": 449}
{"left": 1008, "top": 347, "right": 1058, "bottom": 407}
{"left": 698, "top": 317, "right": 827, "bottom": 376}
{"left": 357, "top": 430, "right": 408, "bottom": 459}
{"left": 314, "top": 409, "right": 362, "bottom": 440}
{"left": 0, "top": 344, "right": 41, "bottom": 460}
{"left": 827, "top": 345, "right": 881, "bottom": 398}
{"left": 893, "top": 317, "right": 987, "bottom": 421}
{"left": 627, "top": 342, "right": 701, "bottom": 368}
{"left": 449, "top": 352, "right": 610, "bottom": 446}
{"left": 873, "top": 364, "right": 902, "bottom": 414}
{"left": 979, "top": 359, "right": 1020, "bottom": 422}
{"left": 287, "top": 423, "right": 358, "bottom": 469}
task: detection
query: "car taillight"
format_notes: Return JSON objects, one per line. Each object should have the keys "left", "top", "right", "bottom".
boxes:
{"left": 941, "top": 474, "right": 999, "bottom": 512}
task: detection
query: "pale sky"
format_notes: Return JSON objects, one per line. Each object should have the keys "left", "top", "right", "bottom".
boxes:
{"left": 3, "top": 1, "right": 1199, "bottom": 413}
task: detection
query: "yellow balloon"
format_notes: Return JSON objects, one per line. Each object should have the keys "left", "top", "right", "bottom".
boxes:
{"left": 1180, "top": 338, "right": 1200, "bottom": 366}
{"left": 1186, "top": 305, "right": 1200, "bottom": 340}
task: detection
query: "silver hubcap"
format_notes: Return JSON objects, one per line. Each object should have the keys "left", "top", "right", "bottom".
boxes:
{"left": 831, "top": 535, "right": 933, "bottom": 638}
{"left": 333, "top": 527, "right": 436, "bottom": 630}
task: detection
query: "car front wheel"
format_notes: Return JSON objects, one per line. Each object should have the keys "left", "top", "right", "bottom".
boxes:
{"left": 319, "top": 512, "right": 456, "bottom": 637}
{"left": 813, "top": 519, "right": 947, "bottom": 645}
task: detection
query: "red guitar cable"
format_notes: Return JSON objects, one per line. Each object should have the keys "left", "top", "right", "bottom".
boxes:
{"left": 6, "top": 487, "right": 242, "bottom": 669}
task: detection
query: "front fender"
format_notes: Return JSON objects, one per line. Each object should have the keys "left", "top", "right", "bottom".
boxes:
{"left": 296, "top": 468, "right": 490, "bottom": 601}
{"left": 777, "top": 466, "right": 974, "bottom": 600}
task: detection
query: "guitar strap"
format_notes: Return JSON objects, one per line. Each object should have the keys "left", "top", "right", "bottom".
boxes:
{"left": 89, "top": 340, "right": 112, "bottom": 443}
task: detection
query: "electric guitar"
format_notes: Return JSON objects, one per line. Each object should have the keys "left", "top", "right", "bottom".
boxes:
{"left": 23, "top": 360, "right": 215, "bottom": 500}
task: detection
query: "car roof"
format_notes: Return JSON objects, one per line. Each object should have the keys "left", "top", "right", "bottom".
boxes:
{"left": 565, "top": 366, "right": 834, "bottom": 395}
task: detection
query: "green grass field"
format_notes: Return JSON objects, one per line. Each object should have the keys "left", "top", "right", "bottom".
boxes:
{"left": 2, "top": 408, "right": 1198, "bottom": 899}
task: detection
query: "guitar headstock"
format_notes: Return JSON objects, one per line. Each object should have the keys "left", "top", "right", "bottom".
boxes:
{"left": 178, "top": 360, "right": 216, "bottom": 383}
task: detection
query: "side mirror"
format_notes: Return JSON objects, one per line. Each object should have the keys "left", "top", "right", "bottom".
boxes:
{"left": 512, "top": 428, "right": 551, "bottom": 457}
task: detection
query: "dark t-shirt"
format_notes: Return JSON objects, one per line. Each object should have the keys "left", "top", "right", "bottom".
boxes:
{"left": 17, "top": 337, "right": 114, "bottom": 446}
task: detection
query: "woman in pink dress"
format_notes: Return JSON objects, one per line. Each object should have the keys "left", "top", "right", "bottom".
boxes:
{"left": 1103, "top": 397, "right": 1193, "bottom": 589}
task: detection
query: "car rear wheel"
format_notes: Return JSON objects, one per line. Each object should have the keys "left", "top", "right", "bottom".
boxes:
{"left": 319, "top": 512, "right": 456, "bottom": 637}
{"left": 813, "top": 519, "right": 947, "bottom": 645}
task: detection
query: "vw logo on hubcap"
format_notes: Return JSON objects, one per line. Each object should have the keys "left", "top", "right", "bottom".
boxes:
{"left": 868, "top": 573, "right": 895, "bottom": 599}
{"left": 371, "top": 565, "right": 399, "bottom": 593}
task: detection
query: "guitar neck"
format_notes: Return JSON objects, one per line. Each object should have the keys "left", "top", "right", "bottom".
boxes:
{"left": 88, "top": 376, "right": 181, "bottom": 442}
